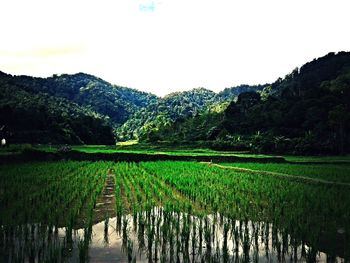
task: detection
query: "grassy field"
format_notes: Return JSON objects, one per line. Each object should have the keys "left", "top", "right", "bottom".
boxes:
{"left": 284, "top": 155, "right": 350, "bottom": 163}
{"left": 3, "top": 144, "right": 350, "bottom": 163}
{"left": 219, "top": 162, "right": 350, "bottom": 183}
{"left": 69, "top": 145, "right": 277, "bottom": 158}
{"left": 1, "top": 160, "right": 349, "bottom": 262}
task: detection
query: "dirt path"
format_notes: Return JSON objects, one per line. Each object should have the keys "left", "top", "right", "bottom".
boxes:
{"left": 92, "top": 170, "right": 116, "bottom": 223}
{"left": 201, "top": 162, "right": 350, "bottom": 187}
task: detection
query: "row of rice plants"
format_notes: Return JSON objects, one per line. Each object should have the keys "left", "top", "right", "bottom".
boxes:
{"left": 138, "top": 161, "right": 350, "bottom": 260}
{"left": 0, "top": 161, "right": 112, "bottom": 262}
{"left": 103, "top": 162, "right": 346, "bottom": 261}
{"left": 2, "top": 160, "right": 349, "bottom": 261}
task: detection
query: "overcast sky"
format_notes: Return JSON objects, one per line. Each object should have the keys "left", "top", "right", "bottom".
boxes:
{"left": 1, "top": 0, "right": 349, "bottom": 96}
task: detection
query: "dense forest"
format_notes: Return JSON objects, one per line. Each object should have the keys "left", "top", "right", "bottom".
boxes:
{"left": 117, "top": 85, "right": 267, "bottom": 140}
{"left": 116, "top": 88, "right": 216, "bottom": 140}
{"left": 0, "top": 72, "right": 156, "bottom": 144}
{"left": 0, "top": 51, "right": 349, "bottom": 154}
{"left": 0, "top": 71, "right": 262, "bottom": 145}
{"left": 154, "top": 52, "right": 350, "bottom": 154}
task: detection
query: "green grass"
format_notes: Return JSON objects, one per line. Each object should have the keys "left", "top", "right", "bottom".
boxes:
{"left": 4, "top": 144, "right": 350, "bottom": 163}
{"left": 220, "top": 162, "right": 350, "bottom": 183}
{"left": 0, "top": 161, "right": 110, "bottom": 226}
{"left": 54, "top": 144, "right": 280, "bottom": 158}
{"left": 284, "top": 154, "right": 350, "bottom": 163}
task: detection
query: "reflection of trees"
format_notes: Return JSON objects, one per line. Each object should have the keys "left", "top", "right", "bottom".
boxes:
{"left": 114, "top": 207, "right": 341, "bottom": 262}
{"left": 0, "top": 207, "right": 345, "bottom": 262}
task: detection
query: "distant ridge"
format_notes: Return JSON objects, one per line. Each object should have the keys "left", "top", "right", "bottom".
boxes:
{"left": 1, "top": 51, "right": 349, "bottom": 150}
{"left": 143, "top": 51, "right": 350, "bottom": 154}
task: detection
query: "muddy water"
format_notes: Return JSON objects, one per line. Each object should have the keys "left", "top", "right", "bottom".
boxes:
{"left": 85, "top": 217, "right": 148, "bottom": 263}
{"left": 0, "top": 207, "right": 346, "bottom": 262}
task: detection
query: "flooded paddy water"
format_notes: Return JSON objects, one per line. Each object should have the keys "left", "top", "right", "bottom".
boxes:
{"left": 0, "top": 207, "right": 347, "bottom": 262}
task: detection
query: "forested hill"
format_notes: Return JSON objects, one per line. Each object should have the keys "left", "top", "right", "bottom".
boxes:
{"left": 1, "top": 51, "right": 349, "bottom": 150}
{"left": 0, "top": 80, "right": 114, "bottom": 144}
{"left": 0, "top": 71, "right": 260, "bottom": 144}
{"left": 116, "top": 85, "right": 264, "bottom": 140}
{"left": 215, "top": 84, "right": 267, "bottom": 102}
{"left": 0, "top": 72, "right": 158, "bottom": 125}
{"left": 0, "top": 72, "right": 157, "bottom": 144}
{"left": 116, "top": 88, "right": 215, "bottom": 140}
{"left": 153, "top": 51, "right": 350, "bottom": 154}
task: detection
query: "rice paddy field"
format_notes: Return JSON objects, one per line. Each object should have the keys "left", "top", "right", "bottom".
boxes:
{"left": 0, "top": 159, "right": 349, "bottom": 262}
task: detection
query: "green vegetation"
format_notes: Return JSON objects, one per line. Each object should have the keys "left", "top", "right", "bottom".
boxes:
{"left": 0, "top": 71, "right": 156, "bottom": 144}
{"left": 0, "top": 143, "right": 252, "bottom": 155}
{"left": 1, "top": 51, "right": 350, "bottom": 261}
{"left": 0, "top": 81, "right": 114, "bottom": 144}
{"left": 72, "top": 145, "right": 261, "bottom": 157}
{"left": 151, "top": 52, "right": 350, "bottom": 155}
{"left": 117, "top": 88, "right": 218, "bottom": 141}
{"left": 1, "top": 160, "right": 349, "bottom": 261}
{"left": 283, "top": 154, "right": 350, "bottom": 163}
{"left": 1, "top": 52, "right": 350, "bottom": 155}
{"left": 0, "top": 70, "right": 265, "bottom": 145}
{"left": 220, "top": 162, "right": 350, "bottom": 183}
{"left": 117, "top": 85, "right": 266, "bottom": 141}
{"left": 21, "top": 143, "right": 279, "bottom": 159}
{"left": 0, "top": 161, "right": 109, "bottom": 226}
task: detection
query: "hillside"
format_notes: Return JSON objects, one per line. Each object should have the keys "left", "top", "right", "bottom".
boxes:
{"left": 0, "top": 80, "right": 114, "bottom": 144}
{"left": 0, "top": 71, "right": 268, "bottom": 144}
{"left": 116, "top": 85, "right": 264, "bottom": 141}
{"left": 0, "top": 72, "right": 158, "bottom": 125}
{"left": 0, "top": 72, "right": 157, "bottom": 144}
{"left": 153, "top": 52, "right": 350, "bottom": 154}
{"left": 1, "top": 51, "right": 349, "bottom": 151}
{"left": 215, "top": 84, "right": 268, "bottom": 102}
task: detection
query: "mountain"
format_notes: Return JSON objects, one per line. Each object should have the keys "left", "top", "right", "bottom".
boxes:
{"left": 0, "top": 72, "right": 158, "bottom": 125}
{"left": 0, "top": 71, "right": 267, "bottom": 144}
{"left": 215, "top": 84, "right": 268, "bottom": 102}
{"left": 2, "top": 51, "right": 349, "bottom": 152}
{"left": 0, "top": 79, "right": 114, "bottom": 144}
{"left": 116, "top": 85, "right": 265, "bottom": 141}
{"left": 0, "top": 72, "right": 157, "bottom": 144}
{"left": 116, "top": 88, "right": 215, "bottom": 140}
{"left": 152, "top": 51, "right": 350, "bottom": 154}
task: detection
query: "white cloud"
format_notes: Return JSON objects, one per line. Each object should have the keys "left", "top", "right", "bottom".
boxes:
{"left": 0, "top": 0, "right": 350, "bottom": 96}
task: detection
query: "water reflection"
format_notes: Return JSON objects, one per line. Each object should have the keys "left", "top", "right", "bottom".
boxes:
{"left": 0, "top": 207, "right": 346, "bottom": 262}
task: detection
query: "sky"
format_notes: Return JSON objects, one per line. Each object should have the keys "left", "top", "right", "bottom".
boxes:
{"left": 1, "top": 0, "right": 350, "bottom": 96}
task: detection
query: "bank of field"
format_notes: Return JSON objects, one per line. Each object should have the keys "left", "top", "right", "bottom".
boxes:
{"left": 1, "top": 161, "right": 349, "bottom": 262}
{"left": 219, "top": 162, "right": 350, "bottom": 183}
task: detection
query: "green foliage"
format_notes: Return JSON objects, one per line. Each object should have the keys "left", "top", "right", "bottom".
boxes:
{"left": 0, "top": 72, "right": 159, "bottom": 144}
{"left": 46, "top": 73, "right": 158, "bottom": 124}
{"left": 1, "top": 51, "right": 350, "bottom": 153}
{"left": 0, "top": 72, "right": 157, "bottom": 125}
{"left": 117, "top": 88, "right": 217, "bottom": 140}
{"left": 220, "top": 162, "right": 350, "bottom": 183}
{"left": 117, "top": 85, "right": 264, "bottom": 141}
{"left": 1, "top": 160, "right": 350, "bottom": 260}
{"left": 215, "top": 84, "right": 267, "bottom": 102}
{"left": 150, "top": 51, "right": 350, "bottom": 154}
{"left": 0, "top": 161, "right": 109, "bottom": 225}
{"left": 0, "top": 82, "right": 115, "bottom": 144}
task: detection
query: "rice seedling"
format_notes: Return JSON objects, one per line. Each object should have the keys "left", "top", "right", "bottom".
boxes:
{"left": 1, "top": 160, "right": 349, "bottom": 262}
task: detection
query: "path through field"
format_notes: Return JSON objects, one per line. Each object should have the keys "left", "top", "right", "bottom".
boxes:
{"left": 202, "top": 162, "right": 350, "bottom": 187}
{"left": 93, "top": 169, "right": 116, "bottom": 223}
{"left": 88, "top": 169, "right": 132, "bottom": 263}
